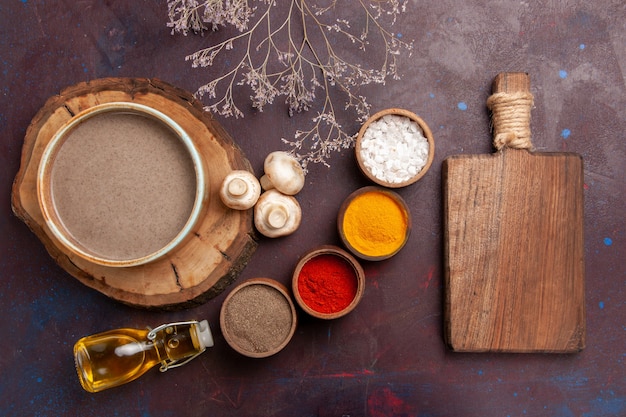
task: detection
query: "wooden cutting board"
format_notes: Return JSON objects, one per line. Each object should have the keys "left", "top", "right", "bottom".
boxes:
{"left": 12, "top": 78, "right": 257, "bottom": 310}
{"left": 442, "top": 73, "right": 585, "bottom": 352}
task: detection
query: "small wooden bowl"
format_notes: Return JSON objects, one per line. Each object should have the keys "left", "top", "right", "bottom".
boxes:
{"left": 355, "top": 108, "right": 434, "bottom": 188}
{"left": 37, "top": 102, "right": 207, "bottom": 267}
{"left": 292, "top": 245, "right": 365, "bottom": 320}
{"left": 220, "top": 278, "right": 297, "bottom": 358}
{"left": 337, "top": 186, "right": 411, "bottom": 261}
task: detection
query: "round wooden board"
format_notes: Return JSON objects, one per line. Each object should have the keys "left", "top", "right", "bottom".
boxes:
{"left": 11, "top": 78, "right": 258, "bottom": 309}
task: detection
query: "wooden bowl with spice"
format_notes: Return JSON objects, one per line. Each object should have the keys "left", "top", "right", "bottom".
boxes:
{"left": 355, "top": 108, "right": 434, "bottom": 188}
{"left": 337, "top": 186, "right": 412, "bottom": 261}
{"left": 292, "top": 245, "right": 365, "bottom": 320}
{"left": 220, "top": 278, "right": 297, "bottom": 358}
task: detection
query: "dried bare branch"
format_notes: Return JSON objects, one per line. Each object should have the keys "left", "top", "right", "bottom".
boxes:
{"left": 167, "top": 0, "right": 412, "bottom": 171}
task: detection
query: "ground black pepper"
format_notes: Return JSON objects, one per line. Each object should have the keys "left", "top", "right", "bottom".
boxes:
{"left": 222, "top": 284, "right": 293, "bottom": 354}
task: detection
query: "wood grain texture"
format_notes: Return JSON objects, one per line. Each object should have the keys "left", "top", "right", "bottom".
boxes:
{"left": 11, "top": 78, "right": 258, "bottom": 309}
{"left": 443, "top": 73, "right": 585, "bottom": 352}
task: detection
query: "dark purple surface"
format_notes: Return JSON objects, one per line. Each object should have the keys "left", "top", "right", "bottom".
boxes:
{"left": 1, "top": 1, "right": 624, "bottom": 416}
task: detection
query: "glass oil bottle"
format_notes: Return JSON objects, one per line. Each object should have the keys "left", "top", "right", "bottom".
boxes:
{"left": 73, "top": 320, "right": 213, "bottom": 393}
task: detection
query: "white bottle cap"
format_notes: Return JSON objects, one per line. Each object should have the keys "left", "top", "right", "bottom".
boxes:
{"left": 195, "top": 320, "right": 214, "bottom": 350}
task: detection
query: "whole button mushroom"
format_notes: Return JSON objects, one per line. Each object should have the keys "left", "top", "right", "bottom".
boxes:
{"left": 219, "top": 170, "right": 261, "bottom": 210}
{"left": 254, "top": 189, "right": 302, "bottom": 238}
{"left": 259, "top": 151, "right": 305, "bottom": 195}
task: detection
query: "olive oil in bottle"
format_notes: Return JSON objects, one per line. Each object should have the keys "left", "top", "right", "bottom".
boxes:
{"left": 74, "top": 320, "right": 213, "bottom": 393}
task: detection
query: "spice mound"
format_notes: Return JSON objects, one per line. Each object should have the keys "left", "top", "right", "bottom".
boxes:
{"left": 220, "top": 280, "right": 296, "bottom": 358}
{"left": 293, "top": 246, "right": 365, "bottom": 319}
{"left": 297, "top": 254, "right": 358, "bottom": 314}
{"left": 359, "top": 113, "right": 430, "bottom": 185}
{"left": 339, "top": 188, "right": 410, "bottom": 260}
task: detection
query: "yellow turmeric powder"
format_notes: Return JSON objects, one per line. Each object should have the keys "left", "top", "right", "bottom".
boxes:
{"left": 341, "top": 190, "right": 409, "bottom": 258}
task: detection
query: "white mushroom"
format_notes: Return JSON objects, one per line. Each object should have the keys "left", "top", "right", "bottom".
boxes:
{"left": 259, "top": 151, "right": 305, "bottom": 195}
{"left": 219, "top": 170, "right": 261, "bottom": 210}
{"left": 254, "top": 189, "right": 302, "bottom": 238}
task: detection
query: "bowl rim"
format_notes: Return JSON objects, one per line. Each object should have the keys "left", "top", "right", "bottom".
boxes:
{"left": 337, "top": 186, "right": 412, "bottom": 261}
{"left": 355, "top": 108, "right": 435, "bottom": 188}
{"left": 292, "top": 245, "right": 365, "bottom": 319}
{"left": 36, "top": 102, "right": 207, "bottom": 268}
{"left": 220, "top": 278, "right": 298, "bottom": 358}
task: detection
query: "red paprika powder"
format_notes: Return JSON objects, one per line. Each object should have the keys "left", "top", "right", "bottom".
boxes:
{"left": 297, "top": 254, "right": 358, "bottom": 314}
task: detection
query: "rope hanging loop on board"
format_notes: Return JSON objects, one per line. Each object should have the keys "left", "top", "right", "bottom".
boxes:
{"left": 487, "top": 91, "right": 534, "bottom": 151}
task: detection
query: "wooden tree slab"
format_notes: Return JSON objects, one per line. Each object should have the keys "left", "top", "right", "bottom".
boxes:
{"left": 442, "top": 73, "right": 585, "bottom": 352}
{"left": 12, "top": 78, "right": 258, "bottom": 309}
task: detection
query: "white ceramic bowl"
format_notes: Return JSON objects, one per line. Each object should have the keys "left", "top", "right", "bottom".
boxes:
{"left": 37, "top": 102, "right": 207, "bottom": 267}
